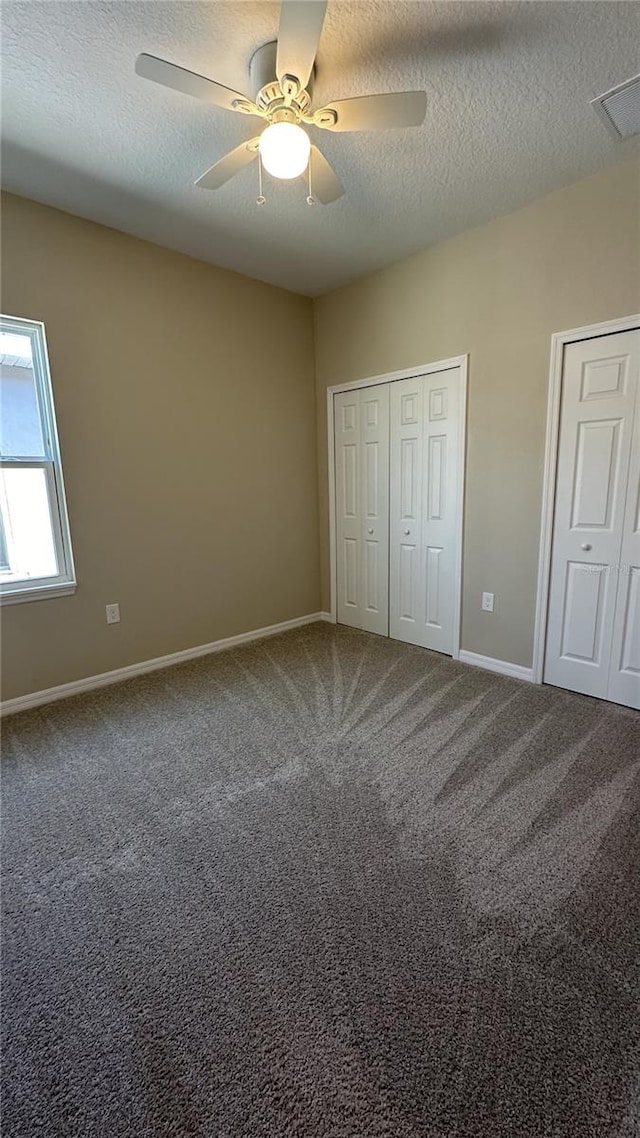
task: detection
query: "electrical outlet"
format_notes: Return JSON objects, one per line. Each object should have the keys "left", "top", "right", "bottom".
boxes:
{"left": 482, "top": 592, "right": 495, "bottom": 613}
{"left": 106, "top": 603, "right": 120, "bottom": 625}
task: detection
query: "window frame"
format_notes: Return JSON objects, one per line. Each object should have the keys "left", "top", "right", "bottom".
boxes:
{"left": 0, "top": 314, "right": 76, "bottom": 604}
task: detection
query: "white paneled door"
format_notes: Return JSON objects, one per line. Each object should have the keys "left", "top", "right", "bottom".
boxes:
{"left": 389, "top": 369, "right": 461, "bottom": 653}
{"left": 545, "top": 329, "right": 640, "bottom": 708}
{"left": 334, "top": 365, "right": 462, "bottom": 655}
{"left": 334, "top": 385, "right": 390, "bottom": 635}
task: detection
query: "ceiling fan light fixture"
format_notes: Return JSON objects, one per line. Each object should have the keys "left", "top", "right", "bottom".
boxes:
{"left": 259, "top": 122, "right": 310, "bottom": 179}
{"left": 136, "top": 0, "right": 427, "bottom": 203}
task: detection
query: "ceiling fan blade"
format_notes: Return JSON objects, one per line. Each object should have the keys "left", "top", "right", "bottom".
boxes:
{"left": 276, "top": 1, "right": 327, "bottom": 89}
{"left": 309, "top": 145, "right": 344, "bottom": 204}
{"left": 195, "top": 138, "right": 261, "bottom": 190}
{"left": 135, "top": 53, "right": 261, "bottom": 117}
{"left": 315, "top": 91, "right": 427, "bottom": 132}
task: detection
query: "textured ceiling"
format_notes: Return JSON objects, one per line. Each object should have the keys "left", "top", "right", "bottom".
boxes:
{"left": 1, "top": 1, "right": 639, "bottom": 296}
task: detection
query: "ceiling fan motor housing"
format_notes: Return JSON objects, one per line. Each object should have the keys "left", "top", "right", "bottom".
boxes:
{"left": 249, "top": 40, "right": 314, "bottom": 120}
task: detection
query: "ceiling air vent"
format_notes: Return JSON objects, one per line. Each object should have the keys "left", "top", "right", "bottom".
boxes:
{"left": 591, "top": 74, "right": 640, "bottom": 139}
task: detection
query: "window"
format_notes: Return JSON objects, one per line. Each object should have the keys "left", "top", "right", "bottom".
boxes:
{"left": 0, "top": 315, "right": 75, "bottom": 603}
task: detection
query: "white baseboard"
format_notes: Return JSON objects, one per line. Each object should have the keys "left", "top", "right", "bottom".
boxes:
{"left": 458, "top": 649, "right": 535, "bottom": 683}
{"left": 2, "top": 612, "right": 332, "bottom": 717}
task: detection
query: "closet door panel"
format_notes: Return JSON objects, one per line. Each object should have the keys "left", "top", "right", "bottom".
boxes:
{"left": 390, "top": 377, "right": 423, "bottom": 643}
{"left": 390, "top": 369, "right": 460, "bottom": 654}
{"left": 334, "top": 385, "right": 389, "bottom": 635}
{"left": 335, "top": 392, "right": 361, "bottom": 627}
{"left": 544, "top": 330, "right": 639, "bottom": 703}
{"left": 608, "top": 349, "right": 640, "bottom": 709}
{"left": 421, "top": 371, "right": 460, "bottom": 653}
{"left": 360, "top": 384, "right": 389, "bottom": 635}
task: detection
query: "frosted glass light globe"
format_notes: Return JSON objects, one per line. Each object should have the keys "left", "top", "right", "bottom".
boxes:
{"left": 259, "top": 122, "right": 311, "bottom": 180}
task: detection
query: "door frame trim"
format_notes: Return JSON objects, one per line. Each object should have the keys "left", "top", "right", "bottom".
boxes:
{"left": 532, "top": 313, "right": 640, "bottom": 685}
{"left": 326, "top": 355, "right": 468, "bottom": 659}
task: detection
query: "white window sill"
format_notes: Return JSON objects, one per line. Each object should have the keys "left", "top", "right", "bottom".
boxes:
{"left": 0, "top": 580, "right": 77, "bottom": 605}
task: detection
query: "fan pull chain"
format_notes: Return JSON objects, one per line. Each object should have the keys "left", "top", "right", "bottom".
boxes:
{"left": 257, "top": 151, "right": 266, "bottom": 206}
{"left": 307, "top": 151, "right": 315, "bottom": 206}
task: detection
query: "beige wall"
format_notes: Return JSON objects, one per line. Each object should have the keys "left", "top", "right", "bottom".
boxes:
{"left": 1, "top": 193, "right": 319, "bottom": 700}
{"left": 3, "top": 161, "right": 639, "bottom": 698}
{"left": 314, "top": 160, "right": 640, "bottom": 668}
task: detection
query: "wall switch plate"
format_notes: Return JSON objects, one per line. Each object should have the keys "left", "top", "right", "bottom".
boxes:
{"left": 482, "top": 592, "right": 495, "bottom": 613}
{"left": 106, "top": 603, "right": 120, "bottom": 624}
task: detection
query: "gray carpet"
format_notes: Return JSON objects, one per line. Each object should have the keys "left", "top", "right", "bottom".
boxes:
{"left": 2, "top": 621, "right": 640, "bottom": 1137}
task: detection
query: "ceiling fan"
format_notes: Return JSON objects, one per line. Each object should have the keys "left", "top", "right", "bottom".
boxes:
{"left": 135, "top": 0, "right": 427, "bottom": 204}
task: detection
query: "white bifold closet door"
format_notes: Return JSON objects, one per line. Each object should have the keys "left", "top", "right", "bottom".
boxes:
{"left": 334, "top": 385, "right": 390, "bottom": 635}
{"left": 389, "top": 369, "right": 460, "bottom": 652}
{"left": 334, "top": 365, "right": 461, "bottom": 655}
{"left": 544, "top": 329, "right": 640, "bottom": 709}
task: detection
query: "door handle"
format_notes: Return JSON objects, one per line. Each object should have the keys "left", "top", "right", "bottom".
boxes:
{"left": 581, "top": 543, "right": 592, "bottom": 551}
{"left": 367, "top": 528, "right": 374, "bottom": 535}
{"left": 404, "top": 529, "right": 411, "bottom": 536}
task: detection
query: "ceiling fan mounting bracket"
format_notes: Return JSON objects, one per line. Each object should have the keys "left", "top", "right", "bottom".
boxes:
{"left": 303, "top": 107, "right": 338, "bottom": 128}
{"left": 232, "top": 98, "right": 264, "bottom": 117}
